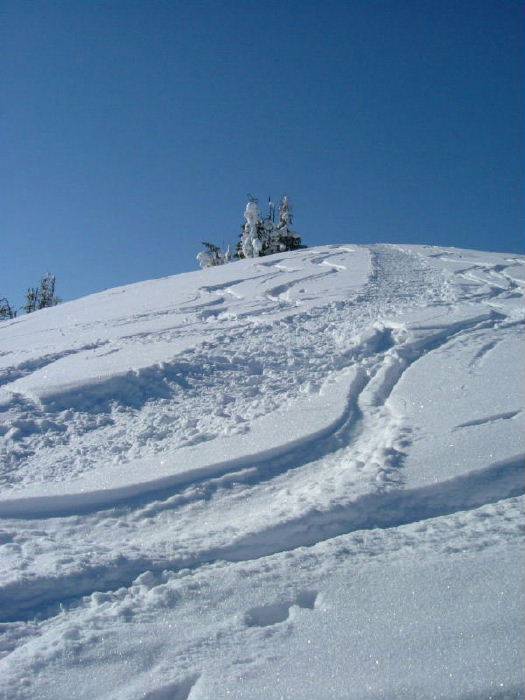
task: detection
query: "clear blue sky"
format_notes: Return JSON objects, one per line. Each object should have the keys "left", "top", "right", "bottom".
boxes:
{"left": 1, "top": 0, "right": 523, "bottom": 307}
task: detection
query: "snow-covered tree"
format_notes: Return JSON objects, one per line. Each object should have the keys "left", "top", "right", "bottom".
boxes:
{"left": 268, "top": 196, "right": 276, "bottom": 223}
{"left": 224, "top": 244, "right": 233, "bottom": 262}
{"left": 274, "top": 195, "right": 303, "bottom": 253}
{"left": 236, "top": 195, "right": 305, "bottom": 258}
{"left": 0, "top": 297, "right": 16, "bottom": 320}
{"left": 279, "top": 196, "right": 293, "bottom": 226}
{"left": 199, "top": 194, "right": 305, "bottom": 267}
{"left": 38, "top": 273, "right": 59, "bottom": 309}
{"left": 24, "top": 274, "right": 60, "bottom": 314}
{"left": 24, "top": 287, "right": 39, "bottom": 314}
{"left": 196, "top": 241, "right": 228, "bottom": 269}
{"left": 240, "top": 199, "right": 263, "bottom": 258}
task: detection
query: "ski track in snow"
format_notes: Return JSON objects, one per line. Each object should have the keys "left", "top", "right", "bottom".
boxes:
{"left": 0, "top": 243, "right": 524, "bottom": 699}
{"left": 0, "top": 453, "right": 522, "bottom": 625}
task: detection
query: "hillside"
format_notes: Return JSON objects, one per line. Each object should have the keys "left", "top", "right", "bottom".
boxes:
{"left": 0, "top": 244, "right": 524, "bottom": 699}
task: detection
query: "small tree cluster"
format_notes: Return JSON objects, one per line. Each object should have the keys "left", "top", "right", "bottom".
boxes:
{"left": 25, "top": 273, "right": 60, "bottom": 313}
{"left": 196, "top": 242, "right": 233, "bottom": 269}
{"left": 0, "top": 298, "right": 16, "bottom": 320}
{"left": 196, "top": 195, "right": 305, "bottom": 268}
{"left": 237, "top": 195, "right": 304, "bottom": 259}
{"left": 0, "top": 273, "right": 60, "bottom": 322}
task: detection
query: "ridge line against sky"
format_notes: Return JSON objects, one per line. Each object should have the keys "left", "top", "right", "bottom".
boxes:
{"left": 1, "top": 0, "right": 523, "bottom": 307}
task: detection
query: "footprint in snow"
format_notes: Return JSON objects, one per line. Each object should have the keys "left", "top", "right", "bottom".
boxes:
{"left": 140, "top": 673, "right": 200, "bottom": 700}
{"left": 243, "top": 590, "right": 318, "bottom": 628}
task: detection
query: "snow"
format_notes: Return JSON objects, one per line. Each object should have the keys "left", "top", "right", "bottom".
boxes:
{"left": 0, "top": 243, "right": 523, "bottom": 699}
{"left": 0, "top": 368, "right": 358, "bottom": 516}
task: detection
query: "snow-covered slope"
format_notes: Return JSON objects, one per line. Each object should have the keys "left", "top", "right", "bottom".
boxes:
{"left": 0, "top": 244, "right": 523, "bottom": 699}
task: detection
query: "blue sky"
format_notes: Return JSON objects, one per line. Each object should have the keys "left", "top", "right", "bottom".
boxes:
{"left": 1, "top": 0, "right": 523, "bottom": 307}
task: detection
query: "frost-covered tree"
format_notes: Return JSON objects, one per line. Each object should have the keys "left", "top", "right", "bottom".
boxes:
{"left": 268, "top": 196, "right": 276, "bottom": 223}
{"left": 224, "top": 244, "right": 233, "bottom": 262}
{"left": 239, "top": 199, "right": 263, "bottom": 258}
{"left": 199, "top": 194, "right": 306, "bottom": 266}
{"left": 38, "top": 273, "right": 59, "bottom": 309}
{"left": 24, "top": 287, "right": 40, "bottom": 314}
{"left": 24, "top": 274, "right": 60, "bottom": 314}
{"left": 236, "top": 195, "right": 305, "bottom": 258}
{"left": 196, "top": 241, "right": 228, "bottom": 269}
{"left": 279, "top": 195, "right": 293, "bottom": 226}
{"left": 0, "top": 298, "right": 16, "bottom": 320}
{"left": 275, "top": 195, "right": 304, "bottom": 253}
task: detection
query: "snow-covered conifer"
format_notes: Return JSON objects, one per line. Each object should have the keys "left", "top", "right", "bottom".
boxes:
{"left": 279, "top": 196, "right": 293, "bottom": 226}
{"left": 24, "top": 287, "right": 39, "bottom": 314}
{"left": 275, "top": 195, "right": 304, "bottom": 253}
{"left": 38, "top": 273, "right": 59, "bottom": 309}
{"left": 268, "top": 196, "right": 276, "bottom": 223}
{"left": 0, "top": 298, "right": 16, "bottom": 320}
{"left": 240, "top": 199, "right": 263, "bottom": 258}
{"left": 196, "top": 241, "right": 227, "bottom": 269}
{"left": 229, "top": 193, "right": 306, "bottom": 263}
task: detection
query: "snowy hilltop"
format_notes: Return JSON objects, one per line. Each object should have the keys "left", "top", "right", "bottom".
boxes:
{"left": 0, "top": 244, "right": 524, "bottom": 699}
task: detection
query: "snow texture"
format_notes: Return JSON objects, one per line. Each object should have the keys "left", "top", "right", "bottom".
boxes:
{"left": 0, "top": 244, "right": 523, "bottom": 699}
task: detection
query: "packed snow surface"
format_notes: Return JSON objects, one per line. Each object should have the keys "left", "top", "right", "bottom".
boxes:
{"left": 0, "top": 244, "right": 524, "bottom": 699}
